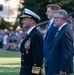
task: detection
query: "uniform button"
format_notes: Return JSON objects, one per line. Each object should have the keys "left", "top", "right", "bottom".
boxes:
{"left": 22, "top": 66, "right": 24, "bottom": 68}
{"left": 34, "top": 64, "right": 36, "bottom": 66}
{"left": 22, "top": 53, "right": 24, "bottom": 55}
{"left": 22, "top": 60, "right": 24, "bottom": 62}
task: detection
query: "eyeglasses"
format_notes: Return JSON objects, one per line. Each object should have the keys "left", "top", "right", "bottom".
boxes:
{"left": 54, "top": 17, "right": 63, "bottom": 19}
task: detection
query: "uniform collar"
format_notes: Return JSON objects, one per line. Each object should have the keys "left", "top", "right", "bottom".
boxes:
{"left": 27, "top": 26, "right": 35, "bottom": 35}
{"left": 48, "top": 19, "right": 54, "bottom": 29}
{"left": 49, "top": 18, "right": 54, "bottom": 25}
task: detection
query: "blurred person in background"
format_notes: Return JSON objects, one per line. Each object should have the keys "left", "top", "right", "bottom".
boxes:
{"left": 68, "top": 12, "right": 74, "bottom": 55}
{"left": 0, "top": 32, "right": 3, "bottom": 48}
{"left": 68, "top": 12, "right": 74, "bottom": 28}
{"left": 3, "top": 32, "right": 8, "bottom": 49}
{"left": 68, "top": 12, "right": 74, "bottom": 24}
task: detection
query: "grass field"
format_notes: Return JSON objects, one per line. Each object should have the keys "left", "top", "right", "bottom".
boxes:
{"left": 0, "top": 49, "right": 74, "bottom": 75}
{"left": 0, "top": 49, "right": 21, "bottom": 75}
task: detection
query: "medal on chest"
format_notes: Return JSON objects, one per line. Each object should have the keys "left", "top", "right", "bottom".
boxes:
{"left": 24, "top": 38, "right": 31, "bottom": 53}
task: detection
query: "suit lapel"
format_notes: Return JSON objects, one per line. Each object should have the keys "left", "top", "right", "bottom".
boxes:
{"left": 50, "top": 25, "right": 67, "bottom": 49}
{"left": 45, "top": 22, "right": 54, "bottom": 39}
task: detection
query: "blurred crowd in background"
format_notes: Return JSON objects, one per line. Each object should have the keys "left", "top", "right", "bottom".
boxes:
{"left": 0, "top": 30, "right": 26, "bottom": 51}
{"left": 0, "top": 12, "right": 74, "bottom": 53}
{"left": 0, "top": 25, "right": 48, "bottom": 51}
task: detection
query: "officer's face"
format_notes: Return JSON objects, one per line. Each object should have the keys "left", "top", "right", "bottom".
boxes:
{"left": 22, "top": 18, "right": 31, "bottom": 29}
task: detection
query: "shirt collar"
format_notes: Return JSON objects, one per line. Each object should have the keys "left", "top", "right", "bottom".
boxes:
{"left": 48, "top": 19, "right": 54, "bottom": 29}
{"left": 27, "top": 26, "right": 35, "bottom": 35}
{"left": 50, "top": 19, "right": 54, "bottom": 25}
{"left": 58, "top": 22, "right": 67, "bottom": 31}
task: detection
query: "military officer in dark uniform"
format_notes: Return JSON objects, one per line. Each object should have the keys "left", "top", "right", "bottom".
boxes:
{"left": 20, "top": 8, "right": 43, "bottom": 75}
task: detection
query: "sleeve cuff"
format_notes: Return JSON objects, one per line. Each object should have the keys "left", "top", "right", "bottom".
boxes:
{"left": 32, "top": 66, "right": 41, "bottom": 74}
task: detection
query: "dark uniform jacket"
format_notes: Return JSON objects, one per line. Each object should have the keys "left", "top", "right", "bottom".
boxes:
{"left": 47, "top": 24, "right": 73, "bottom": 75}
{"left": 20, "top": 27, "right": 43, "bottom": 75}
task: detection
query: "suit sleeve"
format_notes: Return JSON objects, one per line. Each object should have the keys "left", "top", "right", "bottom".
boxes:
{"left": 60, "top": 32, "right": 73, "bottom": 72}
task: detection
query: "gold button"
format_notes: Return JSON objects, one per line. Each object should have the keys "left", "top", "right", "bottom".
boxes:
{"left": 22, "top": 53, "right": 24, "bottom": 55}
{"left": 22, "top": 60, "right": 24, "bottom": 62}
{"left": 34, "top": 64, "right": 36, "bottom": 66}
{"left": 22, "top": 66, "right": 24, "bottom": 68}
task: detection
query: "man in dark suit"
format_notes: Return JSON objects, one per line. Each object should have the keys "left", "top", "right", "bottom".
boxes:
{"left": 47, "top": 9, "right": 73, "bottom": 75}
{"left": 20, "top": 8, "right": 43, "bottom": 75}
{"left": 44, "top": 4, "right": 61, "bottom": 75}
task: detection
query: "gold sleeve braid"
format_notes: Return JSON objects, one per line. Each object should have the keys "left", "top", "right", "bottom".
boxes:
{"left": 32, "top": 66, "right": 41, "bottom": 74}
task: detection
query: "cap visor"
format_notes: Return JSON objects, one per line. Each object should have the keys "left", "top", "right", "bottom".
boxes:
{"left": 20, "top": 15, "right": 31, "bottom": 19}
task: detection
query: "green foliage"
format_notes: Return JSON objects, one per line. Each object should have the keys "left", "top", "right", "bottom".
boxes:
{"left": 48, "top": 0, "right": 74, "bottom": 13}
{"left": 0, "top": 19, "right": 10, "bottom": 30}
{"left": 18, "top": 0, "right": 74, "bottom": 27}
{"left": 19, "top": 0, "right": 49, "bottom": 22}
{"left": 0, "top": 0, "right": 74, "bottom": 29}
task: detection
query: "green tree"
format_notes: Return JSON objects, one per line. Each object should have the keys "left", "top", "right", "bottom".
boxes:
{"left": 19, "top": 0, "right": 49, "bottom": 22}
{"left": 48, "top": 0, "right": 74, "bottom": 13}
{"left": 0, "top": 19, "right": 10, "bottom": 30}
{"left": 18, "top": 0, "right": 74, "bottom": 23}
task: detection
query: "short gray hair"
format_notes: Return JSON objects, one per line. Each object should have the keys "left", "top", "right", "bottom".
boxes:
{"left": 55, "top": 9, "right": 68, "bottom": 21}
